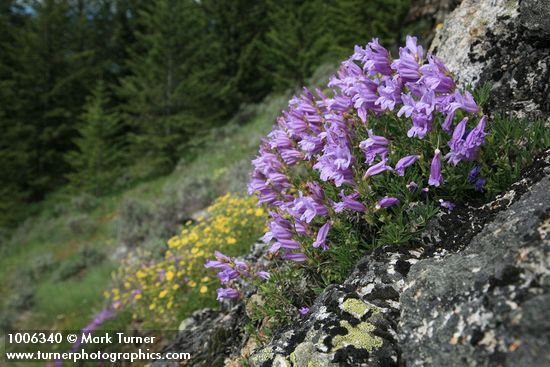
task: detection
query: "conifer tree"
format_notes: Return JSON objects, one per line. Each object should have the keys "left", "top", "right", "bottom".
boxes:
{"left": 118, "top": 0, "right": 223, "bottom": 174}
{"left": 65, "top": 81, "right": 122, "bottom": 195}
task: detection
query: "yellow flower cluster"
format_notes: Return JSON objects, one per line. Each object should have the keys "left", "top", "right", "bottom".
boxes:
{"left": 107, "top": 193, "right": 267, "bottom": 325}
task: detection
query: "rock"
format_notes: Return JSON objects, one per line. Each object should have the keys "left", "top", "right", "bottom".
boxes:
{"left": 430, "top": 0, "right": 550, "bottom": 120}
{"left": 404, "top": 0, "right": 461, "bottom": 46}
{"left": 152, "top": 307, "right": 246, "bottom": 367}
{"left": 400, "top": 175, "right": 550, "bottom": 366}
{"left": 249, "top": 151, "right": 550, "bottom": 366}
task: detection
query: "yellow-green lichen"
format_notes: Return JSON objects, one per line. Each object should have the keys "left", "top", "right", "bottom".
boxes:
{"left": 340, "top": 298, "right": 380, "bottom": 318}
{"left": 250, "top": 346, "right": 274, "bottom": 364}
{"left": 289, "top": 342, "right": 331, "bottom": 367}
{"left": 332, "top": 320, "right": 383, "bottom": 352}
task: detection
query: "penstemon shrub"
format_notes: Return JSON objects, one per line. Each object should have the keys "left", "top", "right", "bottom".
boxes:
{"left": 206, "top": 36, "right": 494, "bottom": 302}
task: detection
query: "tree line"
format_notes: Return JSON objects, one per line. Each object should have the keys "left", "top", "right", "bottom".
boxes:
{"left": 0, "top": 0, "right": 410, "bottom": 228}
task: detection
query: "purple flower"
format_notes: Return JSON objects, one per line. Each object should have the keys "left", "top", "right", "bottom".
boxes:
{"left": 298, "top": 307, "right": 310, "bottom": 316}
{"left": 468, "top": 165, "right": 481, "bottom": 182}
{"left": 363, "top": 158, "right": 392, "bottom": 179}
{"left": 353, "top": 38, "right": 393, "bottom": 76}
{"left": 450, "top": 90, "right": 478, "bottom": 114}
{"left": 439, "top": 199, "right": 456, "bottom": 211}
{"left": 257, "top": 271, "right": 270, "bottom": 281}
{"left": 376, "top": 197, "right": 400, "bottom": 209}
{"left": 312, "top": 221, "right": 332, "bottom": 251}
{"left": 218, "top": 268, "right": 240, "bottom": 284}
{"left": 313, "top": 143, "right": 354, "bottom": 187}
{"left": 395, "top": 155, "right": 420, "bottom": 176}
{"left": 351, "top": 78, "right": 380, "bottom": 122}
{"left": 280, "top": 147, "right": 304, "bottom": 166}
{"left": 376, "top": 76, "right": 403, "bottom": 111}
{"left": 204, "top": 260, "right": 231, "bottom": 270}
{"left": 359, "top": 130, "right": 389, "bottom": 165}
{"left": 419, "top": 55, "right": 456, "bottom": 93}
{"left": 283, "top": 252, "right": 308, "bottom": 262}
{"left": 205, "top": 251, "right": 232, "bottom": 270}
{"left": 216, "top": 288, "right": 240, "bottom": 301}
{"left": 428, "top": 149, "right": 443, "bottom": 187}
{"left": 298, "top": 134, "right": 324, "bottom": 158}
{"left": 289, "top": 194, "right": 329, "bottom": 223}
{"left": 74, "top": 308, "right": 116, "bottom": 350}
{"left": 445, "top": 116, "right": 487, "bottom": 165}
{"left": 391, "top": 36, "right": 423, "bottom": 82}
{"left": 295, "top": 220, "right": 309, "bottom": 236}
{"left": 475, "top": 177, "right": 486, "bottom": 192}
{"left": 333, "top": 190, "right": 366, "bottom": 213}
{"left": 274, "top": 238, "right": 302, "bottom": 251}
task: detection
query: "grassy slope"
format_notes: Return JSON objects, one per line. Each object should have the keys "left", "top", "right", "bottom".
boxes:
{"left": 0, "top": 94, "right": 288, "bottom": 334}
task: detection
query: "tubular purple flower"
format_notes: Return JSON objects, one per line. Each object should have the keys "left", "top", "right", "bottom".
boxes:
{"left": 307, "top": 182, "right": 325, "bottom": 202}
{"left": 376, "top": 197, "right": 400, "bottom": 209}
{"left": 277, "top": 238, "right": 302, "bottom": 249}
{"left": 216, "top": 288, "right": 240, "bottom": 301}
{"left": 445, "top": 116, "right": 486, "bottom": 165}
{"left": 441, "top": 110, "right": 455, "bottom": 132}
{"left": 257, "top": 271, "right": 270, "bottom": 281}
{"left": 294, "top": 220, "right": 309, "bottom": 236}
{"left": 313, "top": 143, "right": 354, "bottom": 187}
{"left": 333, "top": 190, "right": 366, "bottom": 213}
{"left": 204, "top": 260, "right": 231, "bottom": 270}
{"left": 468, "top": 165, "right": 481, "bottom": 182}
{"left": 299, "top": 307, "right": 310, "bottom": 316}
{"left": 407, "top": 113, "right": 432, "bottom": 139}
{"left": 428, "top": 149, "right": 443, "bottom": 187}
{"left": 395, "top": 155, "right": 420, "bottom": 176}
{"left": 450, "top": 90, "right": 478, "bottom": 114}
{"left": 298, "top": 134, "right": 324, "bottom": 158}
{"left": 359, "top": 130, "right": 389, "bottom": 165}
{"left": 289, "top": 194, "right": 329, "bottom": 223}
{"left": 475, "top": 177, "right": 486, "bottom": 192}
{"left": 376, "top": 76, "right": 403, "bottom": 111}
{"left": 363, "top": 158, "right": 392, "bottom": 179}
{"left": 283, "top": 252, "right": 308, "bottom": 263}
{"left": 218, "top": 268, "right": 240, "bottom": 284}
{"left": 391, "top": 36, "right": 424, "bottom": 82}
{"left": 419, "top": 55, "right": 456, "bottom": 93}
{"left": 397, "top": 93, "right": 416, "bottom": 118}
{"left": 280, "top": 147, "right": 304, "bottom": 166}
{"left": 439, "top": 199, "right": 456, "bottom": 211}
{"left": 312, "top": 221, "right": 332, "bottom": 251}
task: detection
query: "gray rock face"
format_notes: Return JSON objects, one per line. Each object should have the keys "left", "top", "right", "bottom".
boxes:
{"left": 248, "top": 151, "right": 550, "bottom": 366}
{"left": 430, "top": 0, "right": 550, "bottom": 120}
{"left": 400, "top": 176, "right": 550, "bottom": 366}
{"left": 152, "top": 306, "right": 246, "bottom": 367}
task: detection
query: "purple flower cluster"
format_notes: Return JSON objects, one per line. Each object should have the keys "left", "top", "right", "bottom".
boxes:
{"left": 243, "top": 36, "right": 488, "bottom": 263}
{"left": 244, "top": 37, "right": 488, "bottom": 263}
{"left": 205, "top": 251, "right": 269, "bottom": 300}
{"left": 72, "top": 308, "right": 116, "bottom": 351}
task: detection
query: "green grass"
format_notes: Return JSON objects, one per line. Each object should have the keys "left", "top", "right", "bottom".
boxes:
{"left": 33, "top": 263, "right": 116, "bottom": 328}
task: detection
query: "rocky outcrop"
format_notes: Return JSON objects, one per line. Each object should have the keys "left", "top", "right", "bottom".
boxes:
{"left": 151, "top": 307, "right": 246, "bottom": 367}
{"left": 430, "top": 0, "right": 550, "bottom": 120}
{"left": 248, "top": 151, "right": 550, "bottom": 366}
{"left": 400, "top": 169, "right": 550, "bottom": 366}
